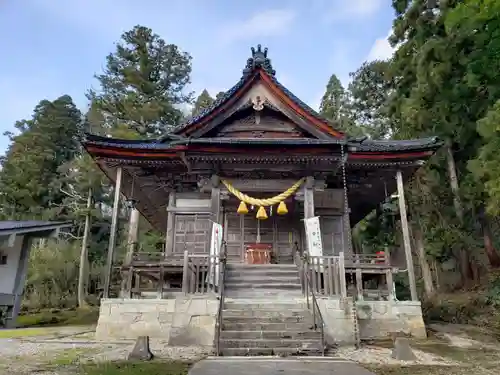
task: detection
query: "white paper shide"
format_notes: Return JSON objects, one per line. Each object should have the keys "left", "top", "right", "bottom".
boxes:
{"left": 304, "top": 216, "right": 324, "bottom": 270}
{"left": 207, "top": 222, "right": 223, "bottom": 286}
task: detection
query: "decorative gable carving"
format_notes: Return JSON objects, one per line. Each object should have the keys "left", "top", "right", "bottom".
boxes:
{"left": 202, "top": 83, "right": 318, "bottom": 139}
{"left": 214, "top": 110, "right": 308, "bottom": 139}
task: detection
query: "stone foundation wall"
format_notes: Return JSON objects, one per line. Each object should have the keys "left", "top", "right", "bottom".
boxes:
{"left": 316, "top": 297, "right": 355, "bottom": 345}
{"left": 356, "top": 300, "right": 426, "bottom": 339}
{"left": 317, "top": 298, "right": 426, "bottom": 344}
{"left": 95, "top": 295, "right": 219, "bottom": 348}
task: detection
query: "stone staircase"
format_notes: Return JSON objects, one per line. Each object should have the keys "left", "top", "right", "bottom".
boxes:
{"left": 218, "top": 264, "right": 324, "bottom": 356}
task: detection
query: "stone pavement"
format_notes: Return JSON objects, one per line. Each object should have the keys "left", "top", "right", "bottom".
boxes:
{"left": 188, "top": 358, "right": 375, "bottom": 375}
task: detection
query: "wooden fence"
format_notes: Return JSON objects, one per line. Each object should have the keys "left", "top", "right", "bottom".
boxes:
{"left": 298, "top": 253, "right": 347, "bottom": 297}
{"left": 181, "top": 251, "right": 222, "bottom": 295}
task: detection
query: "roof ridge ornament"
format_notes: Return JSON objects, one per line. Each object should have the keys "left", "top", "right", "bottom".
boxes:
{"left": 242, "top": 44, "right": 276, "bottom": 78}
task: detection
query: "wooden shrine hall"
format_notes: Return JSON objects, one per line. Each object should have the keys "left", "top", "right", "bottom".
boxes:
{"left": 83, "top": 45, "right": 442, "bottom": 302}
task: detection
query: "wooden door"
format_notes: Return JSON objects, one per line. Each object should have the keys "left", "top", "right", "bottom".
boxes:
{"left": 173, "top": 213, "right": 211, "bottom": 255}
{"left": 224, "top": 212, "right": 244, "bottom": 262}
{"left": 274, "top": 215, "right": 295, "bottom": 263}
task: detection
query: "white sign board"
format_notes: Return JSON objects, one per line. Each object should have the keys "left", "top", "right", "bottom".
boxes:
{"left": 207, "top": 222, "right": 223, "bottom": 286}
{"left": 304, "top": 216, "right": 323, "bottom": 270}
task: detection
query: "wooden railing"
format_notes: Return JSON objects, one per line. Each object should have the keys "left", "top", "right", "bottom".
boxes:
{"left": 132, "top": 251, "right": 167, "bottom": 262}
{"left": 298, "top": 253, "right": 347, "bottom": 298}
{"left": 344, "top": 253, "right": 390, "bottom": 265}
{"left": 295, "top": 248, "right": 326, "bottom": 356}
{"left": 181, "top": 251, "right": 223, "bottom": 295}
{"left": 215, "top": 242, "right": 227, "bottom": 356}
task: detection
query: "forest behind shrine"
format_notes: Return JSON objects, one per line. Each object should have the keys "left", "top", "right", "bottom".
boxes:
{"left": 1, "top": 0, "right": 500, "bottom": 327}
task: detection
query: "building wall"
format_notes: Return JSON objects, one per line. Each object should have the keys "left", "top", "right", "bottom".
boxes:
{"left": 0, "top": 235, "right": 24, "bottom": 295}
{"left": 165, "top": 187, "right": 352, "bottom": 260}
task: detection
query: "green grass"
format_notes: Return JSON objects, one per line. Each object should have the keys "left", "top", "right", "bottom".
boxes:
{"left": 48, "top": 348, "right": 100, "bottom": 366}
{"left": 16, "top": 306, "right": 99, "bottom": 328}
{"left": 0, "top": 327, "right": 58, "bottom": 338}
{"left": 79, "top": 361, "right": 191, "bottom": 375}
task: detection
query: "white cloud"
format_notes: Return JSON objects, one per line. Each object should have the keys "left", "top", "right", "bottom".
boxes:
{"left": 277, "top": 73, "right": 291, "bottom": 87}
{"left": 217, "top": 9, "right": 296, "bottom": 45}
{"left": 367, "top": 29, "right": 395, "bottom": 61}
{"left": 315, "top": 0, "right": 384, "bottom": 22}
{"left": 343, "top": 0, "right": 384, "bottom": 17}
{"left": 310, "top": 92, "right": 324, "bottom": 112}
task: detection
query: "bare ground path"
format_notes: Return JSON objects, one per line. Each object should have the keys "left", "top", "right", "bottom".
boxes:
{"left": 188, "top": 358, "right": 376, "bottom": 375}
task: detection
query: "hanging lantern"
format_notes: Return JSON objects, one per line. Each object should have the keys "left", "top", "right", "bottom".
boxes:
{"left": 256, "top": 206, "right": 268, "bottom": 220}
{"left": 237, "top": 201, "right": 249, "bottom": 214}
{"left": 277, "top": 201, "right": 288, "bottom": 215}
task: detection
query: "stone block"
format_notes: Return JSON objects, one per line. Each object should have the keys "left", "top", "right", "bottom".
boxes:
{"left": 174, "top": 297, "right": 191, "bottom": 313}
{"left": 128, "top": 336, "right": 154, "bottom": 361}
{"left": 158, "top": 311, "right": 174, "bottom": 324}
{"left": 186, "top": 298, "right": 208, "bottom": 315}
{"left": 391, "top": 337, "right": 417, "bottom": 361}
{"left": 172, "top": 312, "right": 191, "bottom": 328}
{"left": 157, "top": 299, "right": 176, "bottom": 313}
{"left": 168, "top": 315, "right": 215, "bottom": 347}
{"left": 206, "top": 299, "right": 219, "bottom": 315}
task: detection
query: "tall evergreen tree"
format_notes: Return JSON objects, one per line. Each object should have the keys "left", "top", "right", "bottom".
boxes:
{"left": 0, "top": 95, "right": 82, "bottom": 219}
{"left": 191, "top": 89, "right": 214, "bottom": 117}
{"left": 319, "top": 74, "right": 345, "bottom": 122}
{"left": 348, "top": 60, "right": 394, "bottom": 139}
{"left": 90, "top": 25, "right": 193, "bottom": 138}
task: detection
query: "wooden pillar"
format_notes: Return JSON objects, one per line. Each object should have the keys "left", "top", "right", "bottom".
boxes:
{"left": 304, "top": 176, "right": 315, "bottom": 219}
{"left": 165, "top": 192, "right": 176, "bottom": 255}
{"left": 103, "top": 167, "right": 122, "bottom": 299}
{"left": 126, "top": 208, "right": 140, "bottom": 262}
{"left": 7, "top": 237, "right": 33, "bottom": 328}
{"left": 211, "top": 175, "right": 221, "bottom": 224}
{"left": 386, "top": 270, "right": 394, "bottom": 300}
{"left": 121, "top": 207, "right": 140, "bottom": 297}
{"left": 355, "top": 254, "right": 363, "bottom": 301}
{"left": 396, "top": 169, "right": 418, "bottom": 301}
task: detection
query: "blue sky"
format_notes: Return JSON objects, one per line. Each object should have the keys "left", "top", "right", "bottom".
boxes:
{"left": 0, "top": 0, "right": 395, "bottom": 154}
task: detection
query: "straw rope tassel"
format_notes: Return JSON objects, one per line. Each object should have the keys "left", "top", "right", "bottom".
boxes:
{"left": 221, "top": 178, "right": 305, "bottom": 207}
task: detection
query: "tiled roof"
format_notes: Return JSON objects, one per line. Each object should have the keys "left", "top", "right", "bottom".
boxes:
{"left": 166, "top": 44, "right": 337, "bottom": 137}
{"left": 0, "top": 220, "right": 72, "bottom": 235}
{"left": 84, "top": 132, "right": 441, "bottom": 152}
{"left": 348, "top": 137, "right": 442, "bottom": 152}
{"left": 84, "top": 133, "right": 345, "bottom": 148}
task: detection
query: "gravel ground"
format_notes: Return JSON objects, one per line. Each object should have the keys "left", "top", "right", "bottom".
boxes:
{"left": 0, "top": 326, "right": 498, "bottom": 374}
{"left": 335, "top": 346, "right": 459, "bottom": 366}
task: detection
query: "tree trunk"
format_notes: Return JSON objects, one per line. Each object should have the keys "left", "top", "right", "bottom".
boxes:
{"left": 445, "top": 141, "right": 472, "bottom": 282}
{"left": 411, "top": 223, "right": 435, "bottom": 298}
{"left": 77, "top": 188, "right": 92, "bottom": 308}
{"left": 478, "top": 206, "right": 500, "bottom": 268}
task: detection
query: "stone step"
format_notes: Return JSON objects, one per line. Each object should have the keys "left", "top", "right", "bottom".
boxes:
{"left": 222, "top": 315, "right": 310, "bottom": 324}
{"left": 224, "top": 290, "right": 303, "bottom": 298}
{"left": 226, "top": 274, "right": 300, "bottom": 281}
{"left": 226, "top": 269, "right": 299, "bottom": 277}
{"left": 225, "top": 283, "right": 302, "bottom": 290}
{"left": 219, "top": 347, "right": 323, "bottom": 357}
{"left": 221, "top": 321, "right": 314, "bottom": 331}
{"left": 223, "top": 309, "right": 311, "bottom": 318}
{"left": 226, "top": 264, "right": 298, "bottom": 271}
{"left": 220, "top": 330, "right": 320, "bottom": 340}
{"left": 225, "top": 276, "right": 300, "bottom": 285}
{"left": 224, "top": 301, "right": 307, "bottom": 310}
{"left": 220, "top": 338, "right": 322, "bottom": 349}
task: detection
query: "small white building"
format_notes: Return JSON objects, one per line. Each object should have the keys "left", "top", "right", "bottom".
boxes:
{"left": 0, "top": 220, "right": 71, "bottom": 328}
